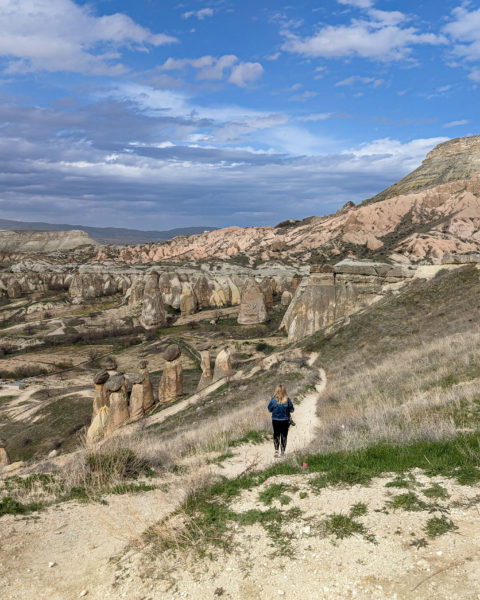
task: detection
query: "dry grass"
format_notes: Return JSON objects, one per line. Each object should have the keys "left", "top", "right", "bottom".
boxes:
{"left": 313, "top": 330, "right": 480, "bottom": 453}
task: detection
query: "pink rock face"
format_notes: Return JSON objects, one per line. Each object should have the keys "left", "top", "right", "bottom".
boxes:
{"left": 92, "top": 176, "right": 480, "bottom": 266}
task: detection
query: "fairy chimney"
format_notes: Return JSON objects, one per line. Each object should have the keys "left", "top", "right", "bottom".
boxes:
{"left": 104, "top": 375, "right": 129, "bottom": 435}
{"left": 213, "top": 347, "right": 233, "bottom": 381}
{"left": 197, "top": 346, "right": 213, "bottom": 391}
{"left": 128, "top": 372, "right": 146, "bottom": 421}
{"left": 238, "top": 276, "right": 267, "bottom": 325}
{"left": 140, "top": 272, "right": 167, "bottom": 329}
{"left": 158, "top": 345, "right": 183, "bottom": 403}
{"left": 92, "top": 370, "right": 110, "bottom": 418}
{"left": 139, "top": 360, "right": 155, "bottom": 411}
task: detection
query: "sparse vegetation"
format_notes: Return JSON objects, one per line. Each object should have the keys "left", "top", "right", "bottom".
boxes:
{"left": 424, "top": 515, "right": 458, "bottom": 538}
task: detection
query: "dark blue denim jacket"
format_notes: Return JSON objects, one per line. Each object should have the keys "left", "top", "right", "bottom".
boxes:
{"left": 268, "top": 397, "right": 294, "bottom": 421}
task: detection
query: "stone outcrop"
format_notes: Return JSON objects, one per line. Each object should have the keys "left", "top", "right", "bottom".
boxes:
{"left": 238, "top": 276, "right": 268, "bottom": 325}
{"left": 158, "top": 345, "right": 183, "bottom": 403}
{"left": 86, "top": 406, "right": 109, "bottom": 445}
{"left": 140, "top": 272, "right": 167, "bottom": 329}
{"left": 197, "top": 347, "right": 213, "bottom": 390}
{"left": 104, "top": 375, "right": 130, "bottom": 435}
{"left": 213, "top": 347, "right": 233, "bottom": 381}
{"left": 282, "top": 260, "right": 417, "bottom": 341}
{"left": 92, "top": 370, "right": 110, "bottom": 418}
{"left": 0, "top": 439, "right": 10, "bottom": 469}
{"left": 6, "top": 279, "right": 22, "bottom": 299}
{"left": 128, "top": 373, "right": 146, "bottom": 421}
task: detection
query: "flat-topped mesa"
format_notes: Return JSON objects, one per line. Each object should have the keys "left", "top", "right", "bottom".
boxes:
{"left": 0, "top": 229, "right": 98, "bottom": 253}
{"left": 365, "top": 134, "right": 480, "bottom": 204}
{"left": 282, "top": 260, "right": 417, "bottom": 342}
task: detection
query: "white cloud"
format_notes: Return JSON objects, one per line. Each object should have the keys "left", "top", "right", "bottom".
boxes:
{"left": 337, "top": 0, "right": 373, "bottom": 7}
{"left": 161, "top": 55, "right": 263, "bottom": 87}
{"left": 289, "top": 91, "right": 318, "bottom": 102}
{"left": 229, "top": 62, "right": 264, "bottom": 87}
{"left": 335, "top": 75, "right": 384, "bottom": 87}
{"left": 297, "top": 113, "right": 333, "bottom": 121}
{"left": 469, "top": 69, "right": 480, "bottom": 83}
{"left": 182, "top": 8, "right": 214, "bottom": 20}
{"left": 444, "top": 7, "right": 480, "bottom": 61}
{"left": 0, "top": 0, "right": 177, "bottom": 75}
{"left": 443, "top": 120, "right": 469, "bottom": 128}
{"left": 282, "top": 11, "right": 445, "bottom": 61}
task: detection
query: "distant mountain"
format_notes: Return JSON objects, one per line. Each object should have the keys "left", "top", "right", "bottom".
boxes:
{"left": 0, "top": 218, "right": 216, "bottom": 245}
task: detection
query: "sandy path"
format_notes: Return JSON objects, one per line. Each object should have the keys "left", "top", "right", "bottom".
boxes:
{"left": 220, "top": 361, "right": 325, "bottom": 478}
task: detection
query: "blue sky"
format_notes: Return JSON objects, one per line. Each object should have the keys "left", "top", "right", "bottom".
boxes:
{"left": 0, "top": 0, "right": 478, "bottom": 230}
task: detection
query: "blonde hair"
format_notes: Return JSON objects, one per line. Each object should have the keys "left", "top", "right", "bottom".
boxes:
{"left": 274, "top": 384, "right": 288, "bottom": 405}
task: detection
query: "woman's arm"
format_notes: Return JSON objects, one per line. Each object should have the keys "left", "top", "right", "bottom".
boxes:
{"left": 288, "top": 398, "right": 294, "bottom": 413}
{"left": 267, "top": 398, "right": 275, "bottom": 413}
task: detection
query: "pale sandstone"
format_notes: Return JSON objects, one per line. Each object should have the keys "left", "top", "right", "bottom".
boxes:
{"left": 237, "top": 276, "right": 267, "bottom": 325}
{"left": 158, "top": 357, "right": 183, "bottom": 404}
{"left": 213, "top": 347, "right": 233, "bottom": 381}
{"left": 140, "top": 272, "right": 167, "bottom": 329}
{"left": 0, "top": 439, "right": 10, "bottom": 469}
{"left": 197, "top": 348, "right": 213, "bottom": 391}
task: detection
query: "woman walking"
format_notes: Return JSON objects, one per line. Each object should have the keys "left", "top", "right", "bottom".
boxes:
{"left": 268, "top": 384, "right": 294, "bottom": 457}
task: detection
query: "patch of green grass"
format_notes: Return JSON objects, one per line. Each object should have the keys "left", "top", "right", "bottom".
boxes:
{"left": 350, "top": 502, "right": 368, "bottom": 518}
{"left": 423, "top": 483, "right": 450, "bottom": 500}
{"left": 0, "top": 496, "right": 43, "bottom": 515}
{"left": 424, "top": 516, "right": 458, "bottom": 538}
{"left": 323, "top": 513, "right": 375, "bottom": 543}
{"left": 258, "top": 483, "right": 291, "bottom": 506}
{"left": 386, "top": 492, "right": 427, "bottom": 512}
{"left": 228, "top": 430, "right": 270, "bottom": 447}
{"left": 299, "top": 491, "right": 308, "bottom": 499}
{"left": 385, "top": 474, "right": 416, "bottom": 489}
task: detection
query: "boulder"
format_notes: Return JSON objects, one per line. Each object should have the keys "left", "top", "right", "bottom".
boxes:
{"left": 213, "top": 347, "right": 233, "bottom": 381}
{"left": 164, "top": 344, "right": 181, "bottom": 362}
{"left": 0, "top": 439, "right": 10, "bottom": 469}
{"left": 238, "top": 276, "right": 267, "bottom": 325}
{"left": 158, "top": 357, "right": 183, "bottom": 403}
{"left": 94, "top": 370, "right": 110, "bottom": 385}
{"left": 102, "top": 357, "right": 117, "bottom": 371}
{"left": 140, "top": 273, "right": 167, "bottom": 329}
{"left": 105, "top": 374, "right": 125, "bottom": 393}
{"left": 197, "top": 348, "right": 213, "bottom": 390}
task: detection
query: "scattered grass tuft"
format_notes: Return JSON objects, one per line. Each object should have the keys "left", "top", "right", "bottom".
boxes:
{"left": 424, "top": 515, "right": 458, "bottom": 538}
{"left": 386, "top": 492, "right": 427, "bottom": 512}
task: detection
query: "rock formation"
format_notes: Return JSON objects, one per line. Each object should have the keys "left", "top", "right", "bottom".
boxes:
{"left": 0, "top": 439, "right": 10, "bottom": 469}
{"left": 6, "top": 279, "right": 22, "bottom": 299}
{"left": 158, "top": 345, "right": 183, "bottom": 403}
{"left": 140, "top": 272, "right": 167, "bottom": 329}
{"left": 180, "top": 283, "right": 197, "bottom": 316}
{"left": 86, "top": 406, "right": 109, "bottom": 445}
{"left": 128, "top": 373, "right": 146, "bottom": 421}
{"left": 139, "top": 360, "right": 155, "bottom": 410}
{"left": 92, "top": 370, "right": 110, "bottom": 418}
{"left": 238, "top": 276, "right": 268, "bottom": 324}
{"left": 213, "top": 347, "right": 233, "bottom": 381}
{"left": 104, "top": 375, "right": 130, "bottom": 435}
{"left": 282, "top": 260, "right": 416, "bottom": 341}
{"left": 281, "top": 290, "right": 292, "bottom": 306}
{"left": 197, "top": 346, "right": 213, "bottom": 390}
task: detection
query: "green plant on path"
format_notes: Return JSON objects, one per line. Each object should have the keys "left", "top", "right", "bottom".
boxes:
{"left": 424, "top": 515, "right": 458, "bottom": 538}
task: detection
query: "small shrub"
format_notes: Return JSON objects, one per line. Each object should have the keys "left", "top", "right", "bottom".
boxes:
{"left": 350, "top": 502, "right": 368, "bottom": 518}
{"left": 323, "top": 513, "right": 374, "bottom": 542}
{"left": 86, "top": 448, "right": 149, "bottom": 483}
{"left": 258, "top": 483, "right": 291, "bottom": 506}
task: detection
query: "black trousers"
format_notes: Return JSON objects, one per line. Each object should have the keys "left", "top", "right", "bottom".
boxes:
{"left": 272, "top": 419, "right": 290, "bottom": 453}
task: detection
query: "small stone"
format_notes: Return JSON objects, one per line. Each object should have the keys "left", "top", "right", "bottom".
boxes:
{"left": 436, "top": 551, "right": 443, "bottom": 556}
{"left": 48, "top": 562, "right": 56, "bottom": 568}
{"left": 277, "top": 591, "right": 285, "bottom": 596}
{"left": 79, "top": 591, "right": 88, "bottom": 597}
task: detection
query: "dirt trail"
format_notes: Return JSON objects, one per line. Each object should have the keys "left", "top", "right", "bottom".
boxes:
{"left": 0, "top": 358, "right": 326, "bottom": 600}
